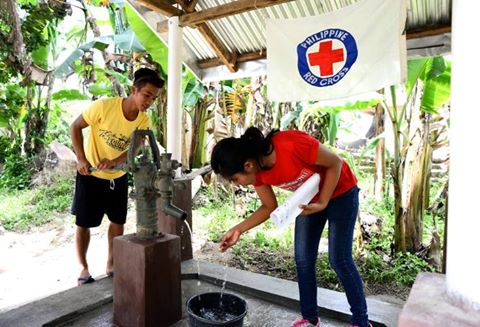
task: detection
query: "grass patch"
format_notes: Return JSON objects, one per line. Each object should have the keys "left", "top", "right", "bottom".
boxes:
{"left": 0, "top": 175, "right": 74, "bottom": 231}
{"left": 192, "top": 175, "right": 441, "bottom": 299}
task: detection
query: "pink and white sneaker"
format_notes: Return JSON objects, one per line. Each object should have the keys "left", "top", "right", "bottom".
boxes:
{"left": 291, "top": 318, "right": 320, "bottom": 327}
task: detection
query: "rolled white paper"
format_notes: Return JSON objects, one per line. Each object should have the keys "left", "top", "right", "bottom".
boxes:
{"left": 270, "top": 173, "right": 321, "bottom": 230}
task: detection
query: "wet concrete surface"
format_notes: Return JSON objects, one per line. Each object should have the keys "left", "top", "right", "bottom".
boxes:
{"left": 1, "top": 260, "right": 400, "bottom": 327}
{"left": 59, "top": 279, "right": 346, "bottom": 327}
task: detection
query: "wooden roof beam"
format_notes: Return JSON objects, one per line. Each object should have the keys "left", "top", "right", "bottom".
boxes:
{"left": 197, "top": 49, "right": 266, "bottom": 69}
{"left": 173, "top": 0, "right": 238, "bottom": 73}
{"left": 136, "top": 0, "right": 183, "bottom": 17}
{"left": 186, "top": 0, "right": 199, "bottom": 12}
{"left": 197, "top": 24, "right": 237, "bottom": 72}
{"left": 180, "top": 0, "right": 295, "bottom": 27}
{"left": 406, "top": 25, "right": 451, "bottom": 39}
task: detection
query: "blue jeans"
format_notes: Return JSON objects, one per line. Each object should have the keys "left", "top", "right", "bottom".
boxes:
{"left": 294, "top": 186, "right": 369, "bottom": 326}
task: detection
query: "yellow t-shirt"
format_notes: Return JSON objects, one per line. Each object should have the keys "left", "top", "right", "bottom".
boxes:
{"left": 82, "top": 97, "right": 149, "bottom": 180}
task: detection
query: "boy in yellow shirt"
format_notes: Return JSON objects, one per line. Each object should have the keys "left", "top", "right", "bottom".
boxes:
{"left": 70, "top": 68, "right": 163, "bottom": 285}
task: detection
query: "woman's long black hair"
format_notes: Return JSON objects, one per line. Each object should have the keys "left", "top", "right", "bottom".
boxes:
{"left": 211, "top": 127, "right": 278, "bottom": 179}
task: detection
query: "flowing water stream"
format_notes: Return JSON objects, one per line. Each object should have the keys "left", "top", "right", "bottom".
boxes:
{"left": 183, "top": 221, "right": 242, "bottom": 323}
{"left": 183, "top": 221, "right": 201, "bottom": 285}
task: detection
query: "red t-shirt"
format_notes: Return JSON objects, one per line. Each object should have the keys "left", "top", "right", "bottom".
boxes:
{"left": 253, "top": 130, "right": 357, "bottom": 201}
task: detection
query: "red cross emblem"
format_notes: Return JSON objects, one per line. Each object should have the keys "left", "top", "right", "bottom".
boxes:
{"left": 308, "top": 40, "right": 345, "bottom": 76}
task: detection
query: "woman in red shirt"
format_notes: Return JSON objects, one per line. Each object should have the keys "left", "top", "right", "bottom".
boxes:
{"left": 211, "top": 127, "right": 370, "bottom": 327}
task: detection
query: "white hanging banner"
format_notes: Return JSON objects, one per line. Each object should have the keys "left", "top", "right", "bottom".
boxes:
{"left": 266, "top": 0, "right": 407, "bottom": 102}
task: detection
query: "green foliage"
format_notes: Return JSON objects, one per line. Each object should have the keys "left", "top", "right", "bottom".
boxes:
{"left": 204, "top": 204, "right": 236, "bottom": 242}
{"left": 316, "top": 254, "right": 341, "bottom": 289}
{"left": 194, "top": 186, "right": 239, "bottom": 242}
{"left": 361, "top": 192, "right": 395, "bottom": 227}
{"left": 359, "top": 250, "right": 434, "bottom": 286}
{"left": 30, "top": 176, "right": 73, "bottom": 214}
{"left": 0, "top": 0, "right": 68, "bottom": 78}
{"left": 0, "top": 154, "right": 33, "bottom": 190}
{"left": 252, "top": 231, "right": 281, "bottom": 249}
{"left": 125, "top": 2, "right": 168, "bottom": 76}
{"left": 407, "top": 57, "right": 451, "bottom": 114}
{"left": 0, "top": 175, "right": 74, "bottom": 231}
{"left": 52, "top": 89, "right": 89, "bottom": 101}
{"left": 0, "top": 83, "right": 27, "bottom": 132}
{"left": 183, "top": 70, "right": 205, "bottom": 108}
{"left": 356, "top": 184, "right": 436, "bottom": 286}
{"left": 45, "top": 103, "right": 71, "bottom": 146}
{"left": 0, "top": 136, "right": 11, "bottom": 163}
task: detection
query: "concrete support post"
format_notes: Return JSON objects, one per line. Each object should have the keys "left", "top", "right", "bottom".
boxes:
{"left": 399, "top": 2, "right": 480, "bottom": 326}
{"left": 167, "top": 16, "right": 183, "bottom": 163}
{"left": 446, "top": 0, "right": 480, "bottom": 310}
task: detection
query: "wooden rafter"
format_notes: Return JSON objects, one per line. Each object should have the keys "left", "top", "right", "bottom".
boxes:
{"left": 179, "top": 0, "right": 295, "bottom": 26}
{"left": 406, "top": 25, "right": 451, "bottom": 39}
{"left": 186, "top": 0, "right": 199, "bottom": 12}
{"left": 175, "top": 0, "right": 238, "bottom": 72}
{"left": 197, "top": 50, "right": 266, "bottom": 69}
{"left": 138, "top": 0, "right": 452, "bottom": 71}
{"left": 197, "top": 24, "right": 237, "bottom": 72}
{"left": 155, "top": 0, "right": 290, "bottom": 71}
{"left": 136, "top": 0, "right": 183, "bottom": 17}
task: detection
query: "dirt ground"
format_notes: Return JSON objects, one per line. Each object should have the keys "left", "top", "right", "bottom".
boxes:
{"left": 0, "top": 205, "right": 227, "bottom": 313}
{"left": 0, "top": 205, "right": 406, "bottom": 313}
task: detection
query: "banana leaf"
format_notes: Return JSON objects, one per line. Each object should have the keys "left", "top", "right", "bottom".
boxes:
{"left": 125, "top": 2, "right": 168, "bottom": 75}
{"left": 407, "top": 57, "right": 451, "bottom": 114}
{"left": 54, "top": 39, "right": 110, "bottom": 78}
{"left": 54, "top": 28, "right": 145, "bottom": 78}
{"left": 52, "top": 89, "right": 89, "bottom": 101}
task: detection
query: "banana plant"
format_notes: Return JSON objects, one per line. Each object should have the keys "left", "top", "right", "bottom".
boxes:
{"left": 183, "top": 69, "right": 208, "bottom": 168}
{"left": 124, "top": 1, "right": 168, "bottom": 76}
{"left": 281, "top": 94, "right": 382, "bottom": 145}
{"left": 385, "top": 56, "right": 451, "bottom": 253}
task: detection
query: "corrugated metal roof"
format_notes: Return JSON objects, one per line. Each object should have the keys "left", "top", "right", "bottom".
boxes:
{"left": 131, "top": 0, "right": 451, "bottom": 81}
{"left": 188, "top": 0, "right": 450, "bottom": 59}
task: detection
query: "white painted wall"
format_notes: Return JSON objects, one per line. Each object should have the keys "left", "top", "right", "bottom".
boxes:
{"left": 446, "top": 0, "right": 480, "bottom": 311}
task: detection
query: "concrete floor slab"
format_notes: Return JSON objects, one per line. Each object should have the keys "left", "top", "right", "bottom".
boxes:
{"left": 0, "top": 260, "right": 402, "bottom": 327}
{"left": 399, "top": 272, "right": 480, "bottom": 327}
{"left": 183, "top": 260, "right": 402, "bottom": 327}
{"left": 59, "top": 280, "right": 346, "bottom": 327}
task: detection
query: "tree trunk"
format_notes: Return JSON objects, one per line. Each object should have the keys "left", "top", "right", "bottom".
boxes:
{"left": 402, "top": 83, "right": 433, "bottom": 253}
{"left": 245, "top": 79, "right": 256, "bottom": 128}
{"left": 373, "top": 101, "right": 386, "bottom": 200}
{"left": 442, "top": 182, "right": 449, "bottom": 273}
{"left": 251, "top": 76, "right": 272, "bottom": 133}
{"left": 23, "top": 86, "right": 35, "bottom": 156}
{"left": 3, "top": 0, "right": 32, "bottom": 80}
{"left": 155, "top": 87, "right": 168, "bottom": 148}
{"left": 387, "top": 86, "right": 406, "bottom": 253}
{"left": 189, "top": 100, "right": 209, "bottom": 168}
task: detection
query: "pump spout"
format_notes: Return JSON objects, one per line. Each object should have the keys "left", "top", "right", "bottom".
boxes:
{"left": 160, "top": 202, "right": 187, "bottom": 220}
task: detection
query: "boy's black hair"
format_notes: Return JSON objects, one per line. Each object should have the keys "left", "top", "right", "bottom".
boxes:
{"left": 211, "top": 127, "right": 278, "bottom": 179}
{"left": 133, "top": 68, "right": 164, "bottom": 89}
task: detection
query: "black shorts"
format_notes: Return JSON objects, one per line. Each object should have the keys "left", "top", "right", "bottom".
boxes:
{"left": 71, "top": 173, "right": 128, "bottom": 228}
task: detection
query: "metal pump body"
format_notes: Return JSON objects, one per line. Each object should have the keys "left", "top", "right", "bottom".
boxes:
{"left": 127, "top": 129, "right": 186, "bottom": 240}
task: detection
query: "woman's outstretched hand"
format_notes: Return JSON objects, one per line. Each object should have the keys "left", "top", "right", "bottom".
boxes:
{"left": 299, "top": 202, "right": 328, "bottom": 215}
{"left": 219, "top": 228, "right": 241, "bottom": 252}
